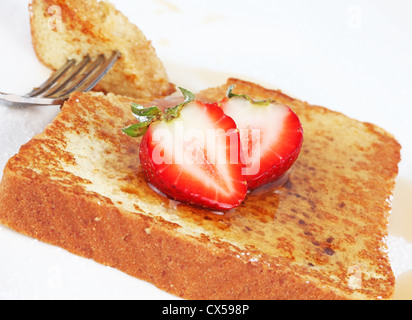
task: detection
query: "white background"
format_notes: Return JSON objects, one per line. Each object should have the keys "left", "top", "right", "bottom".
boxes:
{"left": 0, "top": 0, "right": 411, "bottom": 299}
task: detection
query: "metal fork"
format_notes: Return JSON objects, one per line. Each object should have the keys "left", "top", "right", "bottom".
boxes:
{"left": 0, "top": 51, "right": 121, "bottom": 106}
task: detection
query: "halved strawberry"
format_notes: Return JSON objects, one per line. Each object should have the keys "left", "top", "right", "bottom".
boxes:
{"left": 123, "top": 88, "right": 247, "bottom": 210}
{"left": 220, "top": 85, "right": 303, "bottom": 190}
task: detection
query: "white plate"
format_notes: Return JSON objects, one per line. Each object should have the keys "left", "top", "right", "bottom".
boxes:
{"left": 0, "top": 0, "right": 411, "bottom": 299}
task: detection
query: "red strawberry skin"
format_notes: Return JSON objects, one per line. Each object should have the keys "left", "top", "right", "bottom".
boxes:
{"left": 247, "top": 107, "right": 303, "bottom": 190}
{"left": 220, "top": 96, "right": 303, "bottom": 190}
{"left": 139, "top": 101, "right": 247, "bottom": 211}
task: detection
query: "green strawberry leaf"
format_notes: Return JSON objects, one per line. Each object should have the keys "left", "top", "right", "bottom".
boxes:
{"left": 123, "top": 103, "right": 162, "bottom": 137}
{"left": 131, "top": 103, "right": 161, "bottom": 119}
{"left": 179, "top": 87, "right": 196, "bottom": 104}
{"left": 122, "top": 120, "right": 153, "bottom": 137}
{"left": 226, "top": 85, "right": 274, "bottom": 106}
{"left": 123, "top": 87, "right": 197, "bottom": 136}
{"left": 164, "top": 87, "right": 196, "bottom": 121}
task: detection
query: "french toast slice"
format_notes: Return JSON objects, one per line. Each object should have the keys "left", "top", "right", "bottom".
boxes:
{"left": 29, "top": 0, "right": 175, "bottom": 99}
{"left": 0, "top": 78, "right": 400, "bottom": 299}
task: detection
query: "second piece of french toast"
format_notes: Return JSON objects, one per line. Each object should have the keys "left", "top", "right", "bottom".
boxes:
{"left": 29, "top": 0, "right": 175, "bottom": 99}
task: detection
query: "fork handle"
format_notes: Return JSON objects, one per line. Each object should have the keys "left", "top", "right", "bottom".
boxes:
{"left": 0, "top": 92, "right": 64, "bottom": 106}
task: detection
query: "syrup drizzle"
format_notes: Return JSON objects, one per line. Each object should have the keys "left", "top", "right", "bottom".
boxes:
{"left": 146, "top": 171, "right": 291, "bottom": 217}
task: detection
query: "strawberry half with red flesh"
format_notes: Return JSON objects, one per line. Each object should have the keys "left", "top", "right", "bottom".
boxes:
{"left": 220, "top": 85, "right": 303, "bottom": 190}
{"left": 123, "top": 88, "right": 247, "bottom": 211}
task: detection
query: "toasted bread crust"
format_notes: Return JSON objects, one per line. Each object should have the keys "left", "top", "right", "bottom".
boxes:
{"left": 0, "top": 79, "right": 400, "bottom": 299}
{"left": 0, "top": 170, "right": 344, "bottom": 299}
{"left": 29, "top": 0, "right": 175, "bottom": 99}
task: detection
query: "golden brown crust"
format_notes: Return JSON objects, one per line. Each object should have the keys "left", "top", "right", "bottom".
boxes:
{"left": 0, "top": 79, "right": 401, "bottom": 299}
{"left": 29, "top": 0, "right": 175, "bottom": 99}
{"left": 0, "top": 171, "right": 344, "bottom": 300}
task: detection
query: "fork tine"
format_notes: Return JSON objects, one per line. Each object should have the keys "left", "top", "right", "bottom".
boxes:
{"left": 0, "top": 51, "right": 120, "bottom": 106}
{"left": 39, "top": 55, "right": 92, "bottom": 98}
{"left": 27, "top": 58, "right": 76, "bottom": 97}
{"left": 47, "top": 54, "right": 106, "bottom": 98}
{"left": 59, "top": 50, "right": 121, "bottom": 99}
